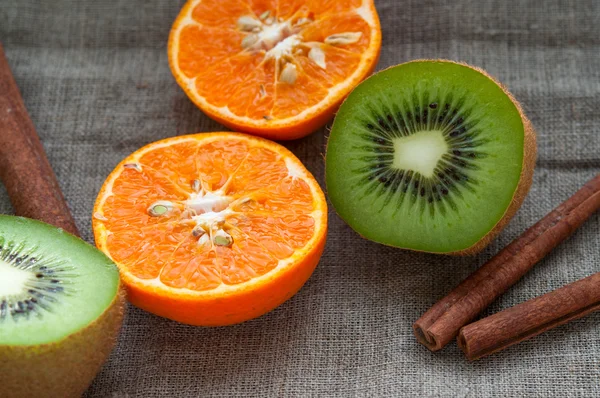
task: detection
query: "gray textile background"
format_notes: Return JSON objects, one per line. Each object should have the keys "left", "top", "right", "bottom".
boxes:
{"left": 1, "top": 0, "right": 599, "bottom": 396}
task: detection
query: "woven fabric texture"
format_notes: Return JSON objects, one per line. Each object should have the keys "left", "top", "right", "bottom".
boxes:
{"left": 1, "top": 0, "right": 599, "bottom": 396}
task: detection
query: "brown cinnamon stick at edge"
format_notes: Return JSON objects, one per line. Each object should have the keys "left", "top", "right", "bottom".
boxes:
{"left": 458, "top": 271, "right": 600, "bottom": 360}
{"left": 0, "top": 43, "right": 80, "bottom": 236}
{"left": 414, "top": 174, "right": 600, "bottom": 351}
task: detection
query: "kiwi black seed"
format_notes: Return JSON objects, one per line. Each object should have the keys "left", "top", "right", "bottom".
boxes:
{"left": 326, "top": 60, "right": 536, "bottom": 255}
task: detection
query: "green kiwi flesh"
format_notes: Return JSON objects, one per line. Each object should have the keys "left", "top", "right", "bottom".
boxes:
{"left": 0, "top": 215, "right": 124, "bottom": 397}
{"left": 326, "top": 60, "right": 535, "bottom": 254}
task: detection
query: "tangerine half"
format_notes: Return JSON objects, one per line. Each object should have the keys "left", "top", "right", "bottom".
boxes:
{"left": 93, "top": 132, "right": 327, "bottom": 326}
{"left": 168, "top": 0, "right": 381, "bottom": 139}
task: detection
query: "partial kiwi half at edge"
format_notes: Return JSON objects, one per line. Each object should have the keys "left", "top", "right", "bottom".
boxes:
{"left": 0, "top": 215, "right": 125, "bottom": 398}
{"left": 326, "top": 60, "right": 536, "bottom": 255}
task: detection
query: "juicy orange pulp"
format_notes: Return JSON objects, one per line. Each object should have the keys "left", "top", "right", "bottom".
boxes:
{"left": 169, "top": 0, "right": 381, "bottom": 139}
{"left": 93, "top": 133, "right": 327, "bottom": 326}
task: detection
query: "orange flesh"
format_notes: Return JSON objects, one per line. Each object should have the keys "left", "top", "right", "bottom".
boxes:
{"left": 99, "top": 138, "right": 317, "bottom": 292}
{"left": 175, "top": 0, "right": 372, "bottom": 120}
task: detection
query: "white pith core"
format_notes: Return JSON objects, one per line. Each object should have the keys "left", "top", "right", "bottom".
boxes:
{"left": 392, "top": 130, "right": 448, "bottom": 178}
{"left": 265, "top": 34, "right": 300, "bottom": 60}
{"left": 237, "top": 10, "right": 365, "bottom": 86}
{"left": 184, "top": 191, "right": 235, "bottom": 242}
{"left": 186, "top": 191, "right": 233, "bottom": 214}
{"left": 192, "top": 210, "right": 230, "bottom": 225}
{"left": 0, "top": 259, "right": 32, "bottom": 297}
{"left": 260, "top": 21, "right": 292, "bottom": 49}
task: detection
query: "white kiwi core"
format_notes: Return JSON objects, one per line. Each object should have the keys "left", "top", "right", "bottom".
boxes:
{"left": 392, "top": 130, "right": 448, "bottom": 178}
{"left": 0, "top": 259, "right": 32, "bottom": 297}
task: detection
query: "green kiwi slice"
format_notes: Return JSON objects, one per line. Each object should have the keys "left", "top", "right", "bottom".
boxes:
{"left": 0, "top": 216, "right": 119, "bottom": 345}
{"left": 326, "top": 60, "right": 536, "bottom": 254}
{"left": 0, "top": 215, "right": 124, "bottom": 397}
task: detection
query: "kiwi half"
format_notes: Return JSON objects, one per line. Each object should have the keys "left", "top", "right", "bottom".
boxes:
{"left": 326, "top": 60, "right": 536, "bottom": 255}
{"left": 0, "top": 216, "right": 125, "bottom": 398}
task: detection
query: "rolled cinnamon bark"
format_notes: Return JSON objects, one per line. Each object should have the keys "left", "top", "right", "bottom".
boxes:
{"left": 414, "top": 174, "right": 600, "bottom": 351}
{"left": 0, "top": 43, "right": 79, "bottom": 236}
{"left": 458, "top": 271, "right": 600, "bottom": 360}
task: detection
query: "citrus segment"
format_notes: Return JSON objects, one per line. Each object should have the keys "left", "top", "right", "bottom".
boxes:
{"left": 93, "top": 133, "right": 327, "bottom": 326}
{"left": 230, "top": 146, "right": 289, "bottom": 193}
{"left": 307, "top": 0, "right": 363, "bottom": 14}
{"left": 272, "top": 65, "right": 330, "bottom": 118}
{"left": 191, "top": 0, "right": 252, "bottom": 29}
{"left": 168, "top": 0, "right": 381, "bottom": 139}
{"left": 107, "top": 223, "right": 192, "bottom": 280}
{"left": 299, "top": 13, "right": 372, "bottom": 53}
{"left": 177, "top": 26, "right": 246, "bottom": 78}
{"left": 137, "top": 141, "right": 201, "bottom": 192}
{"left": 190, "top": 139, "right": 249, "bottom": 191}
{"left": 227, "top": 62, "right": 277, "bottom": 118}
{"left": 233, "top": 176, "right": 315, "bottom": 215}
{"left": 249, "top": 0, "right": 278, "bottom": 17}
{"left": 160, "top": 240, "right": 221, "bottom": 290}
{"left": 277, "top": 0, "right": 307, "bottom": 19}
{"left": 193, "top": 53, "right": 264, "bottom": 108}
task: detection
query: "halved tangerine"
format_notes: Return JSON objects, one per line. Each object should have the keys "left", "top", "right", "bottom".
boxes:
{"left": 168, "top": 0, "right": 381, "bottom": 139}
{"left": 92, "top": 132, "right": 327, "bottom": 326}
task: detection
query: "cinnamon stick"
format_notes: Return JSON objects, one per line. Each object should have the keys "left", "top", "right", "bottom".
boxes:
{"left": 458, "top": 271, "right": 600, "bottom": 360}
{"left": 414, "top": 174, "right": 600, "bottom": 351}
{"left": 0, "top": 43, "right": 79, "bottom": 236}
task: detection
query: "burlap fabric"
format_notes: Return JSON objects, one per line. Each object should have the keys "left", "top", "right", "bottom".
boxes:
{"left": 1, "top": 0, "right": 599, "bottom": 396}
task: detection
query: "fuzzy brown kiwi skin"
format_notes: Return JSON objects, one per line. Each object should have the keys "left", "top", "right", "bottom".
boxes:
{"left": 326, "top": 59, "right": 537, "bottom": 256}
{"left": 0, "top": 285, "right": 126, "bottom": 398}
